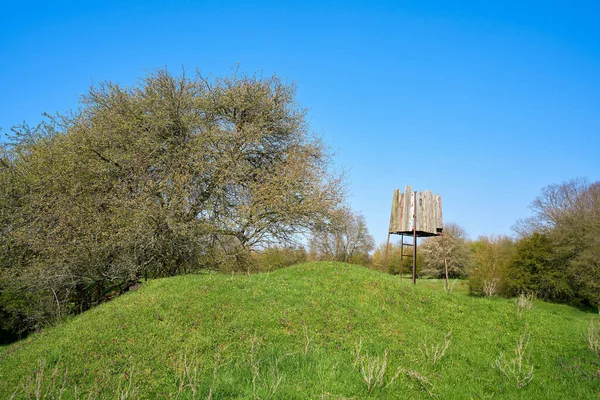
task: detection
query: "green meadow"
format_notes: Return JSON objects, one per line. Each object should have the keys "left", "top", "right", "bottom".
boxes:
{"left": 1, "top": 262, "right": 598, "bottom": 399}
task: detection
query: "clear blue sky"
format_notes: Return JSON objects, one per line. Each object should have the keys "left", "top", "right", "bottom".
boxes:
{"left": 2, "top": 0, "right": 599, "bottom": 245}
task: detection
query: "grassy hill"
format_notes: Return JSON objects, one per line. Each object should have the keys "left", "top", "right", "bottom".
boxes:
{"left": 1, "top": 262, "right": 598, "bottom": 399}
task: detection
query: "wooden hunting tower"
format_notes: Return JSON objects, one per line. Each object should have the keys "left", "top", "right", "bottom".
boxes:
{"left": 385, "top": 186, "right": 446, "bottom": 285}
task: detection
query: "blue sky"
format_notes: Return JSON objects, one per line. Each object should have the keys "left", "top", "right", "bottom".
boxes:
{"left": 2, "top": 0, "right": 599, "bottom": 245}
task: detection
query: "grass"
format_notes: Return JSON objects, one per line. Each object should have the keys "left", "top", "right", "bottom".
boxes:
{"left": 1, "top": 262, "right": 599, "bottom": 399}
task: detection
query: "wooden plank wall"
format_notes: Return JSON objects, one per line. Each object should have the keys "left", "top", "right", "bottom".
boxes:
{"left": 388, "top": 186, "right": 443, "bottom": 235}
{"left": 405, "top": 185, "right": 413, "bottom": 232}
{"left": 389, "top": 189, "right": 399, "bottom": 232}
{"left": 435, "top": 194, "right": 443, "bottom": 233}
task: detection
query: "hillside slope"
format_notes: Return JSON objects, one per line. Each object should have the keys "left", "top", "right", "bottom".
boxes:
{"left": 1, "top": 262, "right": 598, "bottom": 399}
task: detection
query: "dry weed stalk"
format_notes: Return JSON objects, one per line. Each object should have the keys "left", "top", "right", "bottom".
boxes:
{"left": 175, "top": 348, "right": 200, "bottom": 399}
{"left": 421, "top": 330, "right": 452, "bottom": 367}
{"left": 262, "top": 353, "right": 290, "bottom": 399}
{"left": 320, "top": 393, "right": 356, "bottom": 399}
{"left": 303, "top": 323, "right": 312, "bottom": 355}
{"left": 495, "top": 328, "right": 534, "bottom": 388}
{"left": 351, "top": 340, "right": 435, "bottom": 396}
{"left": 483, "top": 278, "right": 497, "bottom": 297}
{"left": 359, "top": 351, "right": 388, "bottom": 392}
{"left": 249, "top": 335, "right": 287, "bottom": 399}
{"left": 515, "top": 293, "right": 535, "bottom": 319}
{"left": 250, "top": 336, "right": 261, "bottom": 400}
{"left": 352, "top": 339, "right": 363, "bottom": 371}
{"left": 587, "top": 319, "right": 600, "bottom": 355}
{"left": 12, "top": 359, "right": 70, "bottom": 400}
{"left": 446, "top": 280, "right": 458, "bottom": 294}
{"left": 207, "top": 345, "right": 227, "bottom": 400}
{"left": 117, "top": 367, "right": 136, "bottom": 400}
{"left": 390, "top": 368, "right": 436, "bottom": 397}
{"left": 9, "top": 358, "right": 142, "bottom": 400}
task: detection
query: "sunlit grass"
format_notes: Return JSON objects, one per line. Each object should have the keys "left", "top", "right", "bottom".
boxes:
{"left": 1, "top": 262, "right": 598, "bottom": 399}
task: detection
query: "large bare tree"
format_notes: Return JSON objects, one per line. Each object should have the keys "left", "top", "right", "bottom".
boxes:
{"left": 0, "top": 69, "right": 345, "bottom": 333}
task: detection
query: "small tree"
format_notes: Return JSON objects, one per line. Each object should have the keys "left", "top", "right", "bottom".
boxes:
{"left": 253, "top": 246, "right": 307, "bottom": 271}
{"left": 371, "top": 242, "right": 422, "bottom": 275}
{"left": 308, "top": 208, "right": 375, "bottom": 265}
{"left": 506, "top": 233, "right": 573, "bottom": 302}
{"left": 468, "top": 235, "right": 515, "bottom": 296}
{"left": 372, "top": 243, "right": 401, "bottom": 273}
{"left": 420, "top": 223, "right": 471, "bottom": 278}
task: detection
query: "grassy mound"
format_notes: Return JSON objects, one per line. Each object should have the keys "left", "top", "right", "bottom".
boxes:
{"left": 1, "top": 262, "right": 598, "bottom": 399}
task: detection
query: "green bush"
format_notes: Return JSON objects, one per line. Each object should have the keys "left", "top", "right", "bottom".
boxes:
{"left": 254, "top": 246, "right": 307, "bottom": 271}
{"left": 467, "top": 235, "right": 515, "bottom": 297}
{"left": 506, "top": 233, "right": 574, "bottom": 302}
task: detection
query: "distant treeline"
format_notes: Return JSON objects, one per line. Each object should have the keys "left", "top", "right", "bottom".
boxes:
{"left": 469, "top": 179, "right": 599, "bottom": 309}
{"left": 260, "top": 178, "right": 600, "bottom": 313}
{"left": 370, "top": 178, "right": 600, "bottom": 310}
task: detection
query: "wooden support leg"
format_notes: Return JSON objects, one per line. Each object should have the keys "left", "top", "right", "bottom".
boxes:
{"left": 383, "top": 232, "right": 391, "bottom": 272}
{"left": 412, "top": 229, "right": 417, "bottom": 284}
{"left": 442, "top": 231, "right": 449, "bottom": 291}
{"left": 412, "top": 191, "right": 417, "bottom": 285}
{"left": 400, "top": 233, "right": 403, "bottom": 280}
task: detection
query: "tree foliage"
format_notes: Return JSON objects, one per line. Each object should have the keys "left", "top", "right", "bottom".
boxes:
{"left": 0, "top": 69, "right": 344, "bottom": 334}
{"left": 308, "top": 208, "right": 375, "bottom": 265}
{"left": 420, "top": 223, "right": 471, "bottom": 278}
{"left": 252, "top": 245, "right": 307, "bottom": 272}
{"left": 511, "top": 178, "right": 600, "bottom": 308}
{"left": 468, "top": 235, "right": 515, "bottom": 296}
{"left": 506, "top": 233, "right": 573, "bottom": 301}
{"left": 371, "top": 241, "right": 423, "bottom": 275}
